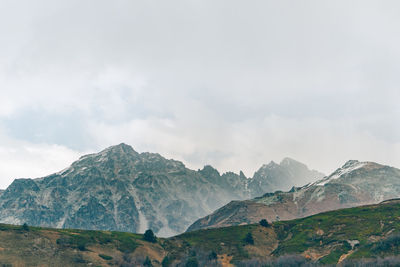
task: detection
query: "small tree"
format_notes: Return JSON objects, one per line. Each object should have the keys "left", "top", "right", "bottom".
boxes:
{"left": 77, "top": 243, "right": 86, "bottom": 251}
{"left": 209, "top": 250, "right": 217, "bottom": 260}
{"left": 22, "top": 223, "right": 29, "bottom": 231}
{"left": 259, "top": 219, "right": 270, "bottom": 227}
{"left": 244, "top": 232, "right": 254, "bottom": 245}
{"left": 143, "top": 229, "right": 157, "bottom": 243}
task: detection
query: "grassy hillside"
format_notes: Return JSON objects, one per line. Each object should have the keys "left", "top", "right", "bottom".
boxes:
{"left": 2, "top": 199, "right": 400, "bottom": 266}
{"left": 273, "top": 199, "right": 400, "bottom": 264}
{"left": 0, "top": 224, "right": 164, "bottom": 266}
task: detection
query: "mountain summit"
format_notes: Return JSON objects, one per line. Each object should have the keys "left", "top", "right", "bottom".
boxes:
{"left": 247, "top": 157, "right": 324, "bottom": 196}
{"left": 0, "top": 144, "right": 322, "bottom": 236}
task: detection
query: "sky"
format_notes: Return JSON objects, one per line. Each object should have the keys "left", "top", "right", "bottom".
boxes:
{"left": 0, "top": 0, "right": 399, "bottom": 189}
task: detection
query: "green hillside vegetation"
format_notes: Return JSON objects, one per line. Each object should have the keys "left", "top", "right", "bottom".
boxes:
{"left": 273, "top": 199, "right": 400, "bottom": 264}
{"left": 2, "top": 199, "right": 400, "bottom": 266}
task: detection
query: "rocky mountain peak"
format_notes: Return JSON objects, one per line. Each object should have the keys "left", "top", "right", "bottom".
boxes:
{"left": 281, "top": 157, "right": 294, "bottom": 163}
{"left": 342, "top": 159, "right": 360, "bottom": 168}
{"left": 257, "top": 161, "right": 279, "bottom": 172}
{"left": 248, "top": 157, "right": 325, "bottom": 197}
{"left": 267, "top": 160, "right": 279, "bottom": 167}
{"left": 95, "top": 143, "right": 139, "bottom": 158}
{"left": 76, "top": 143, "right": 139, "bottom": 164}
{"left": 107, "top": 142, "right": 138, "bottom": 154}
{"left": 200, "top": 165, "right": 221, "bottom": 177}
{"left": 280, "top": 157, "right": 303, "bottom": 166}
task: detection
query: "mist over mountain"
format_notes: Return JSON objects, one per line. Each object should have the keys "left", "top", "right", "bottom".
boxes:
{"left": 187, "top": 160, "right": 400, "bottom": 232}
{"left": 0, "top": 143, "right": 322, "bottom": 237}
{"left": 248, "top": 157, "right": 324, "bottom": 196}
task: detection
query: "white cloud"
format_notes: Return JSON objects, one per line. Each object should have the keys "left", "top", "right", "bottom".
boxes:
{"left": 84, "top": 114, "right": 400, "bottom": 177}
{"left": 0, "top": 130, "right": 83, "bottom": 188}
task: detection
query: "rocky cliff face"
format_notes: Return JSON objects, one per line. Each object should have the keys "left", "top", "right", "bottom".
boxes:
{"left": 187, "top": 160, "right": 400, "bottom": 232}
{"left": 0, "top": 143, "right": 322, "bottom": 236}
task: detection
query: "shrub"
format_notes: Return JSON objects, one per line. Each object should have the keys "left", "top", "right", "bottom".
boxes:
{"left": 22, "top": 223, "right": 29, "bottom": 231}
{"left": 259, "top": 219, "right": 269, "bottom": 227}
{"left": 244, "top": 232, "right": 254, "bottom": 245}
{"left": 77, "top": 243, "right": 86, "bottom": 251}
{"left": 143, "top": 229, "right": 157, "bottom": 243}
{"left": 209, "top": 251, "right": 218, "bottom": 260}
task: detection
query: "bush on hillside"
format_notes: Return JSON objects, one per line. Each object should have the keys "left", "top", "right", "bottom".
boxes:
{"left": 143, "top": 229, "right": 157, "bottom": 243}
{"left": 22, "top": 223, "right": 29, "bottom": 231}
{"left": 209, "top": 250, "right": 217, "bottom": 260}
{"left": 259, "top": 219, "right": 270, "bottom": 227}
{"left": 244, "top": 232, "right": 254, "bottom": 245}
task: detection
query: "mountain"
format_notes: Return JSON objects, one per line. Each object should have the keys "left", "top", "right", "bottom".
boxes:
{"left": 0, "top": 143, "right": 322, "bottom": 237}
{"left": 248, "top": 157, "right": 324, "bottom": 196}
{"left": 187, "top": 160, "right": 400, "bottom": 232}
{"left": 2, "top": 199, "right": 400, "bottom": 266}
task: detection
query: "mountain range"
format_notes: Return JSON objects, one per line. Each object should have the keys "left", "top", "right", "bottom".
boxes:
{"left": 187, "top": 160, "right": 400, "bottom": 231}
{"left": 0, "top": 143, "right": 323, "bottom": 236}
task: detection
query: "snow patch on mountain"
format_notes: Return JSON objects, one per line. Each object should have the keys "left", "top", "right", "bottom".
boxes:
{"left": 313, "top": 160, "right": 367, "bottom": 186}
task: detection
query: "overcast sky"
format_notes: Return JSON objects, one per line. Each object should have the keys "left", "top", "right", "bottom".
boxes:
{"left": 0, "top": 0, "right": 399, "bottom": 189}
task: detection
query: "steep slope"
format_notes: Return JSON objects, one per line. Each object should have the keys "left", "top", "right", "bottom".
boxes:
{"left": 2, "top": 199, "right": 400, "bottom": 266}
{"left": 0, "top": 144, "right": 322, "bottom": 237}
{"left": 187, "top": 160, "right": 400, "bottom": 231}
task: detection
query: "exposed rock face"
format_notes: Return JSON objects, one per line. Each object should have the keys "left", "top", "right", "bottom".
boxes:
{"left": 187, "top": 160, "right": 400, "bottom": 232}
{"left": 0, "top": 144, "right": 322, "bottom": 236}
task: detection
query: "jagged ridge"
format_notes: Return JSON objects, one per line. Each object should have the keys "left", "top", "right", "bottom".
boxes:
{"left": 0, "top": 143, "right": 322, "bottom": 237}
{"left": 187, "top": 160, "right": 400, "bottom": 231}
